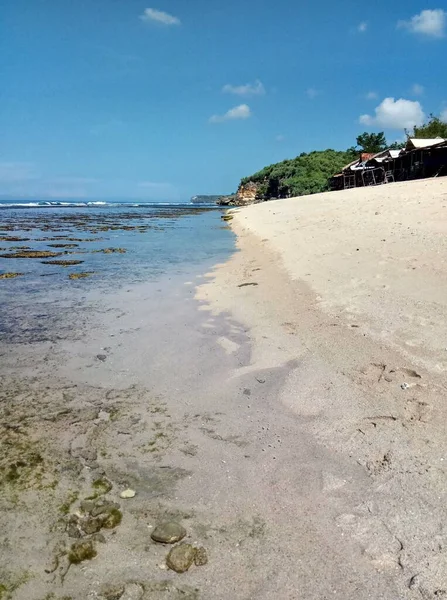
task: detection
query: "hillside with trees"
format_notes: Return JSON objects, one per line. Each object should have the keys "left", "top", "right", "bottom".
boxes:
{"left": 239, "top": 115, "right": 447, "bottom": 200}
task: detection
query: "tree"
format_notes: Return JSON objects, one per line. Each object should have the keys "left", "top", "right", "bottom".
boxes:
{"left": 388, "top": 140, "right": 406, "bottom": 150}
{"left": 411, "top": 114, "right": 447, "bottom": 139}
{"left": 240, "top": 149, "right": 355, "bottom": 199}
{"left": 356, "top": 132, "right": 387, "bottom": 153}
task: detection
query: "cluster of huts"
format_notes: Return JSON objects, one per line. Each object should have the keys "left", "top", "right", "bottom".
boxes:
{"left": 329, "top": 137, "right": 447, "bottom": 191}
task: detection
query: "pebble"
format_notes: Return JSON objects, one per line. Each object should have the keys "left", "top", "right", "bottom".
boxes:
{"left": 151, "top": 522, "right": 187, "bottom": 544}
{"left": 166, "top": 543, "right": 196, "bottom": 573}
{"left": 120, "top": 489, "right": 136, "bottom": 499}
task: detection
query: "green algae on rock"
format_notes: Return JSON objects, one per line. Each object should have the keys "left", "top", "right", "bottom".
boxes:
{"left": 90, "top": 477, "right": 113, "bottom": 496}
{"left": 100, "top": 507, "right": 122, "bottom": 529}
{"left": 59, "top": 491, "right": 79, "bottom": 515}
{"left": 68, "top": 540, "right": 97, "bottom": 564}
{"left": 151, "top": 522, "right": 187, "bottom": 544}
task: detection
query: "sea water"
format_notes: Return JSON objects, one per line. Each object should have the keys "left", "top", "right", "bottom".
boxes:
{"left": 0, "top": 200, "right": 235, "bottom": 343}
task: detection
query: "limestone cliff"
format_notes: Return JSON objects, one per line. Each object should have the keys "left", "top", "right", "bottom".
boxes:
{"left": 217, "top": 181, "right": 261, "bottom": 206}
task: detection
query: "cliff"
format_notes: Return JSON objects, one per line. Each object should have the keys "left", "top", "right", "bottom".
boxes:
{"left": 217, "top": 181, "right": 261, "bottom": 206}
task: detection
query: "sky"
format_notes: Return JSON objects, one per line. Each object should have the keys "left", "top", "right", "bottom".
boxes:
{"left": 1, "top": 1, "right": 446, "bottom": 201}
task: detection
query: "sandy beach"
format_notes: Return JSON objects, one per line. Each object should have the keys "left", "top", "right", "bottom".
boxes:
{"left": 198, "top": 177, "right": 447, "bottom": 598}
{"left": 1, "top": 180, "right": 447, "bottom": 599}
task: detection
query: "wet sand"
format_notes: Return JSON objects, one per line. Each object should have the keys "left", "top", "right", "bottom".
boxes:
{"left": 1, "top": 179, "right": 447, "bottom": 599}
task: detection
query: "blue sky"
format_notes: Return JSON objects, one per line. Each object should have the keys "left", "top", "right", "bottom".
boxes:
{"left": 1, "top": 1, "right": 446, "bottom": 201}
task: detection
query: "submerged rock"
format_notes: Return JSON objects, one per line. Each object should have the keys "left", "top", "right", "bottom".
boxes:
{"left": 80, "top": 516, "right": 103, "bottom": 535}
{"left": 91, "top": 500, "right": 120, "bottom": 517}
{"left": 151, "top": 522, "right": 187, "bottom": 544}
{"left": 100, "top": 583, "right": 125, "bottom": 600}
{"left": 0, "top": 250, "right": 62, "bottom": 259}
{"left": 68, "top": 271, "right": 95, "bottom": 280}
{"left": 166, "top": 543, "right": 196, "bottom": 573}
{"left": 0, "top": 272, "right": 23, "bottom": 279}
{"left": 40, "top": 259, "right": 84, "bottom": 266}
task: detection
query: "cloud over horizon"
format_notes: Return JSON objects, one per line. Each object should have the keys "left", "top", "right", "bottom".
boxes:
{"left": 222, "top": 80, "right": 265, "bottom": 96}
{"left": 360, "top": 97, "right": 425, "bottom": 130}
{"left": 140, "top": 8, "right": 181, "bottom": 26}
{"left": 398, "top": 9, "right": 446, "bottom": 38}
{"left": 209, "top": 104, "right": 252, "bottom": 123}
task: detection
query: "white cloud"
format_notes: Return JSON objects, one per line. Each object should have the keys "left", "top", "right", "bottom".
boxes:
{"left": 411, "top": 83, "right": 425, "bottom": 96}
{"left": 358, "top": 22, "right": 368, "bottom": 33}
{"left": 140, "top": 8, "right": 180, "bottom": 26}
{"left": 398, "top": 9, "right": 446, "bottom": 38}
{"left": 222, "top": 80, "right": 265, "bottom": 96}
{"left": 209, "top": 104, "right": 252, "bottom": 123}
{"left": 441, "top": 108, "right": 447, "bottom": 122}
{"left": 360, "top": 97, "right": 425, "bottom": 130}
{"left": 306, "top": 88, "right": 319, "bottom": 99}
{"left": 366, "top": 91, "right": 378, "bottom": 100}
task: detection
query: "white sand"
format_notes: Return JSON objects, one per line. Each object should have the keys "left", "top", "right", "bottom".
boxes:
{"left": 198, "top": 178, "right": 447, "bottom": 598}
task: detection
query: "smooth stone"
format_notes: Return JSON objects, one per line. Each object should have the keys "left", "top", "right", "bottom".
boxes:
{"left": 151, "top": 522, "right": 186, "bottom": 544}
{"left": 194, "top": 546, "right": 208, "bottom": 566}
{"left": 120, "top": 489, "right": 136, "bottom": 499}
{"left": 166, "top": 543, "right": 196, "bottom": 573}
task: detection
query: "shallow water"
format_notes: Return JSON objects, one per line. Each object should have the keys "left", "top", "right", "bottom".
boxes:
{"left": 0, "top": 203, "right": 235, "bottom": 343}
{"left": 0, "top": 203, "right": 234, "bottom": 287}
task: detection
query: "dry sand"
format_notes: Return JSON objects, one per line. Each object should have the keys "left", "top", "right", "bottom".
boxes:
{"left": 197, "top": 178, "right": 447, "bottom": 598}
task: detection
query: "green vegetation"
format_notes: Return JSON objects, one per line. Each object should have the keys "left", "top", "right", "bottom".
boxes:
{"left": 240, "top": 149, "right": 357, "bottom": 198}
{"left": 412, "top": 114, "right": 447, "bottom": 139}
{"left": 240, "top": 113, "right": 447, "bottom": 200}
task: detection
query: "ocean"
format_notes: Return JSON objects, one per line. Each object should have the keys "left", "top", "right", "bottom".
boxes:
{"left": 0, "top": 200, "right": 234, "bottom": 287}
